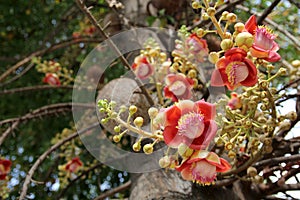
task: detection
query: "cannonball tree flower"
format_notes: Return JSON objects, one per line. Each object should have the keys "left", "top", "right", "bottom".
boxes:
{"left": 160, "top": 99, "right": 217, "bottom": 149}
{"left": 65, "top": 157, "right": 83, "bottom": 173}
{"left": 43, "top": 73, "right": 61, "bottom": 86}
{"left": 164, "top": 73, "right": 194, "bottom": 102}
{"left": 0, "top": 158, "right": 12, "bottom": 180}
{"left": 176, "top": 150, "right": 231, "bottom": 185}
{"left": 210, "top": 48, "right": 258, "bottom": 90}
{"left": 244, "top": 15, "right": 281, "bottom": 62}
{"left": 186, "top": 34, "right": 209, "bottom": 62}
{"left": 131, "top": 56, "right": 154, "bottom": 80}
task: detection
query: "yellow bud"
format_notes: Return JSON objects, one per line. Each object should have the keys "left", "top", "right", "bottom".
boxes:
{"left": 208, "top": 52, "right": 219, "bottom": 64}
{"left": 113, "top": 135, "right": 121, "bottom": 143}
{"left": 149, "top": 49, "right": 158, "bottom": 57}
{"left": 160, "top": 52, "right": 167, "bottom": 60}
{"left": 222, "top": 11, "right": 229, "bottom": 18}
{"left": 202, "top": 13, "right": 209, "bottom": 21}
{"left": 279, "top": 121, "right": 291, "bottom": 131}
{"left": 159, "top": 156, "right": 171, "bottom": 168}
{"left": 278, "top": 68, "right": 287, "bottom": 75}
{"left": 220, "top": 39, "right": 233, "bottom": 50}
{"left": 227, "top": 13, "right": 237, "bottom": 23}
{"left": 187, "top": 69, "right": 197, "bottom": 78}
{"left": 207, "top": 7, "right": 216, "bottom": 16}
{"left": 114, "top": 126, "right": 121, "bottom": 133}
{"left": 129, "top": 105, "right": 137, "bottom": 115}
{"left": 134, "top": 117, "right": 144, "bottom": 127}
{"left": 225, "top": 142, "right": 234, "bottom": 150}
{"left": 178, "top": 143, "right": 193, "bottom": 157}
{"left": 291, "top": 60, "right": 300, "bottom": 68}
{"left": 132, "top": 142, "right": 141, "bottom": 152}
{"left": 228, "top": 150, "right": 236, "bottom": 159}
{"left": 224, "top": 32, "right": 232, "bottom": 39}
{"left": 192, "top": 1, "right": 200, "bottom": 9}
{"left": 143, "top": 144, "right": 153, "bottom": 154}
{"left": 234, "top": 22, "right": 245, "bottom": 33}
{"left": 247, "top": 166, "right": 257, "bottom": 177}
{"left": 148, "top": 107, "right": 159, "bottom": 119}
{"left": 285, "top": 111, "right": 297, "bottom": 121}
{"left": 235, "top": 32, "right": 254, "bottom": 50}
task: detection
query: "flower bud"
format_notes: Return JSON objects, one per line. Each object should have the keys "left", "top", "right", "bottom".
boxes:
{"left": 202, "top": 13, "right": 209, "bottom": 21}
{"left": 129, "top": 105, "right": 137, "bottom": 115}
{"left": 279, "top": 121, "right": 291, "bottom": 131}
{"left": 178, "top": 143, "right": 193, "bottom": 157}
{"left": 208, "top": 52, "right": 219, "bottom": 64}
{"left": 134, "top": 117, "right": 144, "bottom": 127}
{"left": 113, "top": 135, "right": 121, "bottom": 143}
{"left": 187, "top": 69, "right": 197, "bottom": 78}
{"left": 132, "top": 142, "right": 141, "bottom": 152}
{"left": 234, "top": 22, "right": 245, "bottom": 33}
{"left": 285, "top": 111, "right": 297, "bottom": 121}
{"left": 225, "top": 142, "right": 234, "bottom": 150}
{"left": 207, "top": 7, "right": 216, "bottom": 16}
{"left": 291, "top": 60, "right": 300, "bottom": 68}
{"left": 101, "top": 118, "right": 108, "bottom": 124}
{"left": 114, "top": 126, "right": 121, "bottom": 133}
{"left": 235, "top": 32, "right": 254, "bottom": 50}
{"left": 226, "top": 13, "right": 237, "bottom": 23}
{"left": 192, "top": 1, "right": 200, "bottom": 9}
{"left": 159, "top": 156, "right": 171, "bottom": 168}
{"left": 220, "top": 39, "right": 233, "bottom": 50}
{"left": 148, "top": 107, "right": 158, "bottom": 119}
{"left": 278, "top": 68, "right": 287, "bottom": 75}
{"left": 247, "top": 166, "right": 257, "bottom": 177}
{"left": 143, "top": 144, "right": 153, "bottom": 154}
{"left": 222, "top": 11, "right": 229, "bottom": 19}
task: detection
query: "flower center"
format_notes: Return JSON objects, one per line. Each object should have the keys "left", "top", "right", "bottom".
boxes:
{"left": 177, "top": 112, "right": 204, "bottom": 139}
{"left": 255, "top": 27, "right": 276, "bottom": 50}
{"left": 137, "top": 63, "right": 150, "bottom": 77}
{"left": 191, "top": 161, "right": 216, "bottom": 185}
{"left": 169, "top": 80, "right": 187, "bottom": 96}
{"left": 226, "top": 62, "right": 249, "bottom": 86}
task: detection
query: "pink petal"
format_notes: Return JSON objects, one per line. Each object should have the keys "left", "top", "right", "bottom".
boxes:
{"left": 164, "top": 105, "right": 181, "bottom": 126}
{"left": 211, "top": 68, "right": 229, "bottom": 87}
{"left": 163, "top": 126, "right": 183, "bottom": 148}
{"left": 194, "top": 100, "right": 216, "bottom": 120}
{"left": 244, "top": 15, "right": 257, "bottom": 35}
{"left": 177, "top": 100, "right": 195, "bottom": 115}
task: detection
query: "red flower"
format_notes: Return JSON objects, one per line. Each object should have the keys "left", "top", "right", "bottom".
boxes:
{"left": 65, "top": 157, "right": 83, "bottom": 173}
{"left": 186, "top": 34, "right": 209, "bottom": 62}
{"left": 211, "top": 48, "right": 258, "bottom": 90}
{"left": 160, "top": 100, "right": 217, "bottom": 149}
{"left": 131, "top": 56, "right": 154, "bottom": 80}
{"left": 0, "top": 158, "right": 12, "bottom": 180}
{"left": 164, "top": 73, "right": 194, "bottom": 102}
{"left": 228, "top": 92, "right": 242, "bottom": 109}
{"left": 245, "top": 15, "right": 281, "bottom": 62}
{"left": 43, "top": 73, "right": 61, "bottom": 86}
{"left": 176, "top": 150, "right": 231, "bottom": 185}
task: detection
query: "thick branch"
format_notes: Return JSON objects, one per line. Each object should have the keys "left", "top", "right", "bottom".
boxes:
{"left": 18, "top": 122, "right": 99, "bottom": 200}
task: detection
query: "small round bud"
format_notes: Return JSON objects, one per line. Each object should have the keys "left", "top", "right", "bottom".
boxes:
{"left": 129, "top": 105, "right": 137, "bottom": 115}
{"left": 192, "top": 1, "right": 200, "bottom": 9}
{"left": 247, "top": 166, "right": 257, "bottom": 177}
{"left": 143, "top": 144, "right": 153, "bottom": 154}
{"left": 220, "top": 39, "right": 233, "bottom": 50}
{"left": 279, "top": 121, "right": 291, "bottom": 131}
{"left": 235, "top": 32, "right": 254, "bottom": 50}
{"left": 234, "top": 22, "right": 245, "bottom": 33}
{"left": 101, "top": 118, "right": 108, "bottom": 124}
{"left": 160, "top": 52, "right": 167, "bottom": 60}
{"left": 134, "top": 117, "right": 144, "bottom": 127}
{"left": 148, "top": 107, "right": 159, "bottom": 119}
{"left": 202, "top": 13, "right": 209, "bottom": 21}
{"left": 120, "top": 105, "right": 127, "bottom": 113}
{"left": 110, "top": 112, "right": 118, "bottom": 118}
{"left": 132, "top": 142, "right": 141, "bottom": 152}
{"left": 225, "top": 142, "right": 234, "bottom": 150}
{"left": 285, "top": 111, "right": 297, "bottom": 121}
{"left": 291, "top": 60, "right": 300, "bottom": 68}
{"left": 207, "top": 7, "right": 216, "bottom": 16}
{"left": 259, "top": 81, "right": 268, "bottom": 89}
{"left": 224, "top": 32, "right": 232, "bottom": 39}
{"left": 159, "top": 156, "right": 171, "bottom": 168}
{"left": 149, "top": 49, "right": 159, "bottom": 57}
{"left": 254, "top": 175, "right": 263, "bottom": 183}
{"left": 226, "top": 13, "right": 237, "bottom": 23}
{"left": 278, "top": 68, "right": 287, "bottom": 75}
{"left": 187, "top": 69, "right": 197, "bottom": 78}
{"left": 178, "top": 143, "right": 193, "bottom": 157}
{"left": 110, "top": 101, "right": 117, "bottom": 108}
{"left": 208, "top": 52, "right": 219, "bottom": 64}
{"left": 228, "top": 150, "right": 236, "bottom": 159}
{"left": 222, "top": 11, "right": 229, "bottom": 19}
{"left": 114, "top": 126, "right": 121, "bottom": 133}
{"left": 264, "top": 145, "right": 273, "bottom": 153}
{"left": 245, "top": 119, "right": 252, "bottom": 128}
{"left": 113, "top": 135, "right": 121, "bottom": 143}
{"left": 99, "top": 108, "right": 106, "bottom": 113}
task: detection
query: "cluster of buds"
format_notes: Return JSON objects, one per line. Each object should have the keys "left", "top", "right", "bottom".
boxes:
{"left": 33, "top": 57, "right": 74, "bottom": 86}
{"left": 72, "top": 18, "right": 97, "bottom": 39}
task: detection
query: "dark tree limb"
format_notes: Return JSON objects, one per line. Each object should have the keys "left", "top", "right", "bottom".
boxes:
{"left": 257, "top": 0, "right": 281, "bottom": 24}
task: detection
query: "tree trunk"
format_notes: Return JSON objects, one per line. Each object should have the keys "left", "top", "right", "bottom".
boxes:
{"left": 129, "top": 170, "right": 262, "bottom": 200}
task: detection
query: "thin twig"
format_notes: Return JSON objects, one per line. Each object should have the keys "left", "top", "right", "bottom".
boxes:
{"left": 0, "top": 37, "right": 102, "bottom": 84}
{"left": 253, "top": 154, "right": 300, "bottom": 169}
{"left": 257, "top": 0, "right": 281, "bottom": 24}
{"left": 94, "top": 181, "right": 131, "bottom": 200}
{"left": 18, "top": 122, "right": 99, "bottom": 200}
{"left": 0, "top": 85, "right": 74, "bottom": 96}
{"left": 75, "top": 0, "right": 154, "bottom": 106}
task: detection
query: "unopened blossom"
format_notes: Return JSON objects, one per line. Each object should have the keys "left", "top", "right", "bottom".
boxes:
{"left": 0, "top": 158, "right": 12, "bottom": 180}
{"left": 65, "top": 157, "right": 83, "bottom": 173}
{"left": 159, "top": 100, "right": 217, "bottom": 149}
{"left": 244, "top": 15, "right": 281, "bottom": 62}
{"left": 186, "top": 34, "right": 209, "bottom": 62}
{"left": 43, "top": 73, "right": 61, "bottom": 86}
{"left": 131, "top": 56, "right": 154, "bottom": 80}
{"left": 211, "top": 48, "right": 258, "bottom": 90}
{"left": 176, "top": 150, "right": 231, "bottom": 185}
{"left": 164, "top": 73, "right": 194, "bottom": 102}
{"left": 228, "top": 92, "right": 242, "bottom": 109}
